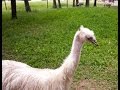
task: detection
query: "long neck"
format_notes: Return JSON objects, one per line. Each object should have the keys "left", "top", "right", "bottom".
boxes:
{"left": 60, "top": 32, "right": 84, "bottom": 78}
{"left": 70, "top": 33, "right": 83, "bottom": 60}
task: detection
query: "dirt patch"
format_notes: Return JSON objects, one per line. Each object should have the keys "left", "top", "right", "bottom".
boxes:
{"left": 71, "top": 79, "right": 112, "bottom": 90}
{"left": 75, "top": 79, "right": 96, "bottom": 90}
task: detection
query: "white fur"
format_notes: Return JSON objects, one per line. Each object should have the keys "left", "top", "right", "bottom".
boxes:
{"left": 2, "top": 25, "right": 97, "bottom": 90}
{"left": 104, "top": 1, "right": 113, "bottom": 7}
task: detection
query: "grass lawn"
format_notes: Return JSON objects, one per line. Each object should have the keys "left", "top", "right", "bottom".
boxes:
{"left": 2, "top": 1, "right": 118, "bottom": 90}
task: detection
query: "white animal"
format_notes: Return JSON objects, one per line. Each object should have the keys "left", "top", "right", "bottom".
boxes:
{"left": 104, "top": 1, "right": 113, "bottom": 7}
{"left": 2, "top": 25, "right": 97, "bottom": 90}
{"left": 77, "top": 2, "right": 84, "bottom": 6}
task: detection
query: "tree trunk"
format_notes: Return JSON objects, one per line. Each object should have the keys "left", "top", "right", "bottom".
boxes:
{"left": 73, "top": 0, "right": 75, "bottom": 7}
{"left": 86, "top": 0, "right": 89, "bottom": 7}
{"left": 24, "top": 0, "right": 31, "bottom": 12}
{"left": 11, "top": 0, "right": 17, "bottom": 19}
{"left": 4, "top": 0, "right": 7, "bottom": 10}
{"left": 67, "top": 0, "right": 68, "bottom": 7}
{"left": 76, "top": 0, "right": 79, "bottom": 6}
{"left": 53, "top": 0, "right": 57, "bottom": 8}
{"left": 94, "top": 0, "right": 97, "bottom": 6}
{"left": 58, "top": 0, "right": 61, "bottom": 8}
{"left": 47, "top": 0, "right": 48, "bottom": 8}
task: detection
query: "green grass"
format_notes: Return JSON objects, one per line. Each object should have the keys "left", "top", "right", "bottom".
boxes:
{"left": 2, "top": 1, "right": 118, "bottom": 90}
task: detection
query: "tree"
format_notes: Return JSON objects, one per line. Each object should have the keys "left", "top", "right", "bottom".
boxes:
{"left": 47, "top": 0, "right": 48, "bottom": 8}
{"left": 53, "top": 0, "right": 61, "bottom": 8}
{"left": 67, "top": 0, "right": 68, "bottom": 7}
{"left": 4, "top": 0, "right": 7, "bottom": 10}
{"left": 86, "top": 0, "right": 89, "bottom": 7}
{"left": 24, "top": 0, "right": 31, "bottom": 12}
{"left": 53, "top": 0, "right": 57, "bottom": 8}
{"left": 58, "top": 0, "right": 61, "bottom": 8}
{"left": 73, "top": 0, "right": 80, "bottom": 7}
{"left": 94, "top": 0, "right": 97, "bottom": 6}
{"left": 11, "top": 0, "right": 17, "bottom": 19}
{"left": 73, "top": 0, "right": 75, "bottom": 7}
{"left": 76, "top": 0, "right": 79, "bottom": 6}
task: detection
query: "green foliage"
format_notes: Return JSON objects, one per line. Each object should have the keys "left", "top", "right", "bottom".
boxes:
{"left": 2, "top": 2, "right": 118, "bottom": 89}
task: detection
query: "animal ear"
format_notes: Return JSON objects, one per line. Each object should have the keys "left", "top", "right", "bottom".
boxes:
{"left": 80, "top": 25, "right": 84, "bottom": 30}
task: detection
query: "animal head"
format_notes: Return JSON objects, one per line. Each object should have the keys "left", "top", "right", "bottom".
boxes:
{"left": 77, "top": 25, "right": 97, "bottom": 45}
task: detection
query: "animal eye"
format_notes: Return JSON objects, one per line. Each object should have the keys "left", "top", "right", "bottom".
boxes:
{"left": 87, "top": 37, "right": 93, "bottom": 40}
